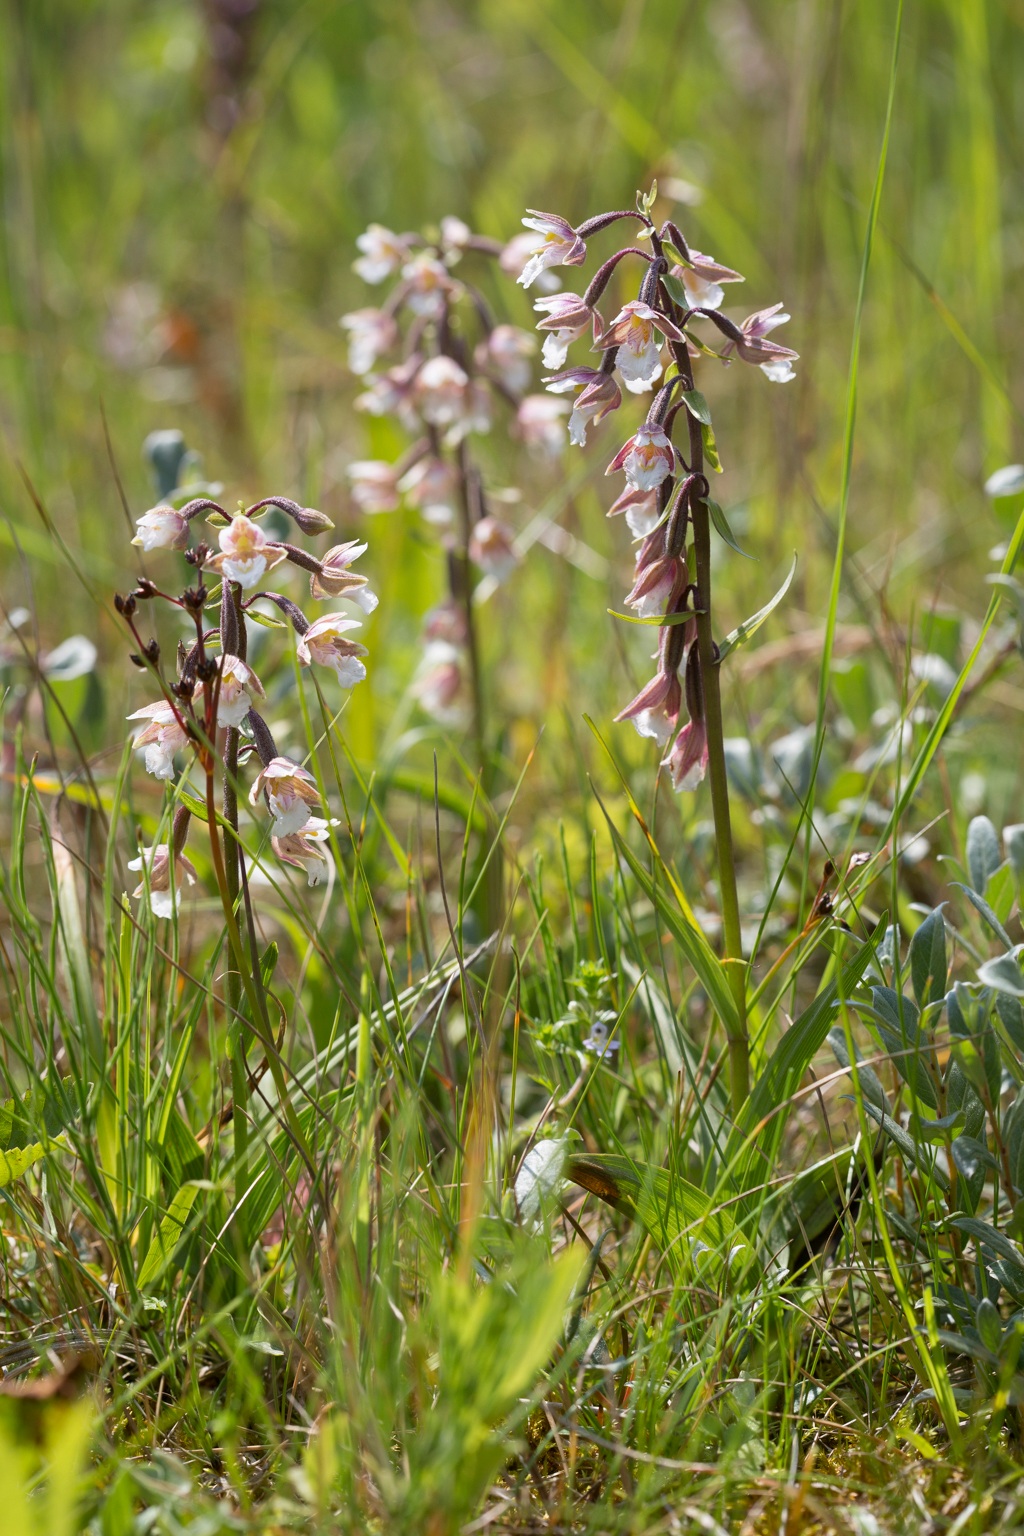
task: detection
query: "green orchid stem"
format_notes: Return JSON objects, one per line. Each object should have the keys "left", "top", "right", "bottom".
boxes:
{"left": 222, "top": 723, "right": 249, "bottom": 1198}
{"left": 690, "top": 497, "right": 749, "bottom": 1113}
{"left": 665, "top": 314, "right": 749, "bottom": 1114}
{"left": 203, "top": 751, "right": 310, "bottom": 1180}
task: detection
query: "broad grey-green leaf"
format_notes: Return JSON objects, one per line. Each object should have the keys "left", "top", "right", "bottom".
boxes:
{"left": 967, "top": 815, "right": 1002, "bottom": 895}
{"left": 908, "top": 908, "right": 947, "bottom": 1010}
{"left": 860, "top": 1103, "right": 949, "bottom": 1191}
{"left": 951, "top": 1216, "right": 1024, "bottom": 1281}
{"left": 827, "top": 1025, "right": 890, "bottom": 1114}
{"left": 978, "top": 952, "right": 1024, "bottom": 999}
{"left": 954, "top": 883, "right": 1014, "bottom": 951}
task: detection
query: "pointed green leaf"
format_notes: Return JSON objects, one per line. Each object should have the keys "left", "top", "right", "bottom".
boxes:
{"left": 703, "top": 497, "right": 753, "bottom": 560}
{"left": 681, "top": 389, "right": 712, "bottom": 426}
{"left": 908, "top": 908, "right": 947, "bottom": 1010}
{"left": 701, "top": 421, "right": 723, "bottom": 472}
{"left": 566, "top": 1153, "right": 751, "bottom": 1273}
{"left": 718, "top": 555, "right": 797, "bottom": 661}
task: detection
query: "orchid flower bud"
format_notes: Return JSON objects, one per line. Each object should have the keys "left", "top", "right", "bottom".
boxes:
{"left": 132, "top": 505, "right": 189, "bottom": 551}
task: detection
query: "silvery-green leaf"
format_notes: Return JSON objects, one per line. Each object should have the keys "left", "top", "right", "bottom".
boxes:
{"left": 1005, "top": 824, "right": 1024, "bottom": 881}
{"left": 908, "top": 907, "right": 947, "bottom": 1011}
{"left": 514, "top": 1137, "right": 569, "bottom": 1224}
{"left": 978, "top": 951, "right": 1024, "bottom": 999}
{"left": 43, "top": 635, "right": 97, "bottom": 681}
{"left": 967, "top": 815, "right": 1001, "bottom": 894}
{"left": 954, "top": 882, "right": 1014, "bottom": 951}
{"left": 985, "top": 464, "right": 1024, "bottom": 500}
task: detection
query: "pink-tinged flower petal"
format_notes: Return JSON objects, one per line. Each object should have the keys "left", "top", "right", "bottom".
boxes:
{"left": 599, "top": 300, "right": 685, "bottom": 348}
{"left": 468, "top": 517, "right": 517, "bottom": 582}
{"left": 401, "top": 252, "right": 455, "bottom": 318}
{"left": 347, "top": 461, "right": 401, "bottom": 515}
{"left": 311, "top": 541, "right": 377, "bottom": 609}
{"left": 353, "top": 224, "right": 409, "bottom": 284}
{"left": 499, "top": 232, "right": 563, "bottom": 294}
{"left": 340, "top": 307, "right": 398, "bottom": 375}
{"left": 249, "top": 755, "right": 322, "bottom": 835}
{"left": 517, "top": 394, "right": 570, "bottom": 457}
{"left": 128, "top": 842, "right": 198, "bottom": 919}
{"left": 354, "top": 356, "right": 422, "bottom": 427}
{"left": 398, "top": 456, "right": 458, "bottom": 527}
{"left": 477, "top": 323, "right": 535, "bottom": 395}
{"left": 625, "top": 552, "right": 686, "bottom": 619}
{"left": 414, "top": 639, "right": 466, "bottom": 724}
{"left": 413, "top": 354, "right": 469, "bottom": 427}
{"left": 127, "top": 700, "right": 190, "bottom": 780}
{"left": 516, "top": 211, "right": 587, "bottom": 289}
{"left": 194, "top": 654, "right": 265, "bottom": 730}
{"left": 662, "top": 717, "right": 709, "bottom": 792}
{"left": 272, "top": 815, "right": 339, "bottom": 886}
{"left": 204, "top": 515, "right": 285, "bottom": 592}
{"left": 615, "top": 670, "right": 681, "bottom": 745}
{"left": 607, "top": 485, "right": 661, "bottom": 539}
{"left": 607, "top": 425, "right": 675, "bottom": 490}
{"left": 296, "top": 615, "right": 368, "bottom": 687}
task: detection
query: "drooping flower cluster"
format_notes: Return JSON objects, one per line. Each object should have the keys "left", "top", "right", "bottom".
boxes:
{"left": 119, "top": 492, "right": 372, "bottom": 915}
{"left": 341, "top": 215, "right": 557, "bottom": 728}
{"left": 508, "top": 193, "right": 797, "bottom": 791}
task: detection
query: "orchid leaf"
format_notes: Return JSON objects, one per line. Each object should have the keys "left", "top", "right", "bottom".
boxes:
{"left": 718, "top": 554, "right": 797, "bottom": 660}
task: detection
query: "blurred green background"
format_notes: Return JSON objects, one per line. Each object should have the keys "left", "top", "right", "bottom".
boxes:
{"left": 0, "top": 0, "right": 1021, "bottom": 809}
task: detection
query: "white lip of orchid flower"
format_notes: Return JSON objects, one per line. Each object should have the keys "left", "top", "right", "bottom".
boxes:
{"left": 271, "top": 815, "right": 340, "bottom": 887}
{"left": 249, "top": 755, "right": 322, "bottom": 835}
{"left": 204, "top": 515, "right": 285, "bottom": 592}
{"left": 296, "top": 614, "right": 369, "bottom": 687}
{"left": 193, "top": 654, "right": 265, "bottom": 730}
{"left": 606, "top": 425, "right": 675, "bottom": 491}
{"left": 128, "top": 843, "right": 197, "bottom": 919}
{"left": 127, "top": 699, "right": 189, "bottom": 780}
{"left": 353, "top": 223, "right": 409, "bottom": 284}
